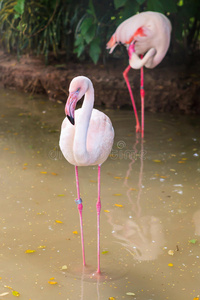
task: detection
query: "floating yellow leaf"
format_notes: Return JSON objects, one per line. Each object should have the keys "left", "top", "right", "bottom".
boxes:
{"left": 153, "top": 159, "right": 161, "bottom": 163}
{"left": 12, "top": 290, "right": 20, "bottom": 297}
{"left": 40, "top": 171, "right": 47, "bottom": 174}
{"left": 102, "top": 250, "right": 108, "bottom": 254}
{"left": 181, "top": 158, "right": 188, "bottom": 161}
{"left": 48, "top": 280, "right": 57, "bottom": 285}
{"left": 50, "top": 277, "right": 55, "bottom": 280}
{"left": 178, "top": 161, "right": 185, "bottom": 164}
{"left": 168, "top": 263, "right": 173, "bottom": 267}
{"left": 57, "top": 194, "right": 65, "bottom": 197}
{"left": 38, "top": 245, "right": 46, "bottom": 249}
{"left": 130, "top": 188, "right": 137, "bottom": 191}
{"left": 25, "top": 249, "right": 36, "bottom": 254}
{"left": 55, "top": 220, "right": 63, "bottom": 224}
{"left": 90, "top": 179, "right": 97, "bottom": 183}
{"left": 73, "top": 231, "right": 78, "bottom": 235}
{"left": 115, "top": 204, "right": 123, "bottom": 207}
{"left": 114, "top": 176, "right": 122, "bottom": 179}
{"left": 193, "top": 297, "right": 199, "bottom": 300}
{"left": 104, "top": 210, "right": 110, "bottom": 213}
{"left": 109, "top": 298, "right": 116, "bottom": 300}
{"left": 51, "top": 172, "right": 57, "bottom": 176}
{"left": 61, "top": 265, "right": 68, "bottom": 270}
{"left": 170, "top": 169, "right": 176, "bottom": 172}
{"left": 113, "top": 193, "right": 122, "bottom": 196}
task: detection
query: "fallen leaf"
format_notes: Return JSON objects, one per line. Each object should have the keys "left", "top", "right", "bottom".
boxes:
{"left": 113, "top": 193, "right": 122, "bottom": 196}
{"left": 102, "top": 250, "right": 108, "bottom": 254}
{"left": 57, "top": 194, "right": 65, "bottom": 197}
{"left": 109, "top": 297, "right": 116, "bottom": 300}
{"left": 189, "top": 239, "right": 197, "bottom": 244}
{"left": 178, "top": 161, "right": 185, "bottom": 164}
{"left": 48, "top": 281, "right": 57, "bottom": 285}
{"left": 25, "top": 249, "right": 36, "bottom": 254}
{"left": 4, "top": 285, "right": 13, "bottom": 290}
{"left": 0, "top": 292, "right": 9, "bottom": 296}
{"left": 12, "top": 290, "right": 20, "bottom": 297}
{"left": 168, "top": 250, "right": 174, "bottom": 256}
{"left": 114, "top": 176, "right": 122, "bottom": 179}
{"left": 40, "top": 171, "right": 47, "bottom": 174}
{"left": 104, "top": 210, "right": 110, "bottom": 213}
{"left": 168, "top": 263, "right": 173, "bottom": 267}
{"left": 73, "top": 231, "right": 78, "bottom": 235}
{"left": 51, "top": 172, "right": 58, "bottom": 176}
{"left": 115, "top": 204, "right": 123, "bottom": 207}
{"left": 61, "top": 265, "right": 68, "bottom": 270}
{"left": 181, "top": 158, "right": 188, "bottom": 160}
{"left": 153, "top": 159, "right": 161, "bottom": 163}
{"left": 38, "top": 245, "right": 46, "bottom": 249}
{"left": 55, "top": 220, "right": 63, "bottom": 224}
{"left": 193, "top": 297, "right": 199, "bottom": 300}
{"left": 126, "top": 292, "right": 136, "bottom": 296}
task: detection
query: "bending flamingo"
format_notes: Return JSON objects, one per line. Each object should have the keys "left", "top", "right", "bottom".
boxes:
{"left": 59, "top": 76, "right": 114, "bottom": 273}
{"left": 107, "top": 11, "right": 172, "bottom": 137}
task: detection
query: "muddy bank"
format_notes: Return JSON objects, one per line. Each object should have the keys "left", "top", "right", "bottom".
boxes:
{"left": 0, "top": 51, "right": 199, "bottom": 114}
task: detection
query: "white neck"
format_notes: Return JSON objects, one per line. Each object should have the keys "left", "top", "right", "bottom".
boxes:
{"left": 73, "top": 80, "right": 94, "bottom": 164}
{"left": 129, "top": 48, "right": 156, "bottom": 69}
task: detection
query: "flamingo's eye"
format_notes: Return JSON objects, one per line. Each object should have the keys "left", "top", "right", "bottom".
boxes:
{"left": 76, "top": 88, "right": 80, "bottom": 93}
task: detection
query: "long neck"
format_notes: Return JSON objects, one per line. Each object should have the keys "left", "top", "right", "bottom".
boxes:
{"left": 73, "top": 81, "right": 94, "bottom": 163}
{"left": 129, "top": 48, "right": 156, "bottom": 69}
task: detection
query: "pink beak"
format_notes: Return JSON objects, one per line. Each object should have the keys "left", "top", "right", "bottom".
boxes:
{"left": 65, "top": 92, "right": 78, "bottom": 125}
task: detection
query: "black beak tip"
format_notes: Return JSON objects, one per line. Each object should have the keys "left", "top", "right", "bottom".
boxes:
{"left": 67, "top": 115, "right": 75, "bottom": 125}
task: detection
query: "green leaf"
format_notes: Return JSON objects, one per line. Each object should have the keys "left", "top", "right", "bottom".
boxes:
{"left": 89, "top": 38, "right": 101, "bottom": 64}
{"left": 136, "top": 0, "right": 146, "bottom": 5}
{"left": 114, "top": 0, "right": 128, "bottom": 9}
{"left": 84, "top": 25, "right": 96, "bottom": 44}
{"left": 189, "top": 239, "right": 197, "bottom": 244}
{"left": 80, "top": 17, "right": 94, "bottom": 36}
{"left": 147, "top": 0, "right": 165, "bottom": 13}
{"left": 14, "top": 0, "right": 25, "bottom": 15}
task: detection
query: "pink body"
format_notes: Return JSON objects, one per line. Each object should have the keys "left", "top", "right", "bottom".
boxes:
{"left": 107, "top": 11, "right": 172, "bottom": 69}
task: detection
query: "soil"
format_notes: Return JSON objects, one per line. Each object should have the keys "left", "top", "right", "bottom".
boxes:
{"left": 0, "top": 51, "right": 199, "bottom": 114}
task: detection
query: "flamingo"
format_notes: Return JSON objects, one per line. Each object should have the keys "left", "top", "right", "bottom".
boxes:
{"left": 107, "top": 11, "right": 172, "bottom": 137}
{"left": 59, "top": 76, "right": 114, "bottom": 273}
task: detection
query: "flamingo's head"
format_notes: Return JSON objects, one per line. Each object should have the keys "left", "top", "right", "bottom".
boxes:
{"left": 106, "top": 34, "right": 118, "bottom": 53}
{"left": 65, "top": 76, "right": 90, "bottom": 125}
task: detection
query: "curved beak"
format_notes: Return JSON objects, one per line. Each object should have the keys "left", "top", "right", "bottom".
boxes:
{"left": 106, "top": 35, "right": 117, "bottom": 53}
{"left": 65, "top": 91, "right": 78, "bottom": 125}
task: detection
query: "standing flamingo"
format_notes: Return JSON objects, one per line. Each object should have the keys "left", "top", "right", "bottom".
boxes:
{"left": 59, "top": 76, "right": 114, "bottom": 273}
{"left": 107, "top": 11, "right": 172, "bottom": 137}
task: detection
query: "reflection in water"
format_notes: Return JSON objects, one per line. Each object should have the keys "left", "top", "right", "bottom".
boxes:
{"left": 108, "top": 137, "right": 165, "bottom": 261}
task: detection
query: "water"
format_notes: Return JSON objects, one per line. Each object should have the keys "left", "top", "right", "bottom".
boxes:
{"left": 0, "top": 88, "right": 200, "bottom": 300}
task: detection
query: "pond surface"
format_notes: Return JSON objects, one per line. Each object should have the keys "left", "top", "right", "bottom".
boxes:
{"left": 0, "top": 88, "right": 200, "bottom": 300}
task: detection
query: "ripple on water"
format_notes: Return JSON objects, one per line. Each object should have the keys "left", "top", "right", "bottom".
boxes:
{"left": 64, "top": 258, "right": 129, "bottom": 282}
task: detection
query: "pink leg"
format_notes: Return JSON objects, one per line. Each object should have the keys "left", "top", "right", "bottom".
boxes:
{"left": 96, "top": 165, "right": 101, "bottom": 273}
{"left": 140, "top": 55, "right": 145, "bottom": 138}
{"left": 75, "top": 166, "right": 86, "bottom": 266}
{"left": 123, "top": 65, "right": 140, "bottom": 132}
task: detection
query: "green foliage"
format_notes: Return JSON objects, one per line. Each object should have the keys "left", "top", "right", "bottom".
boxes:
{"left": 0, "top": 0, "right": 199, "bottom": 64}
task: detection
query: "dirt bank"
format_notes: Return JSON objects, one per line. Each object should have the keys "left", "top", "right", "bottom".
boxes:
{"left": 0, "top": 51, "right": 199, "bottom": 114}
